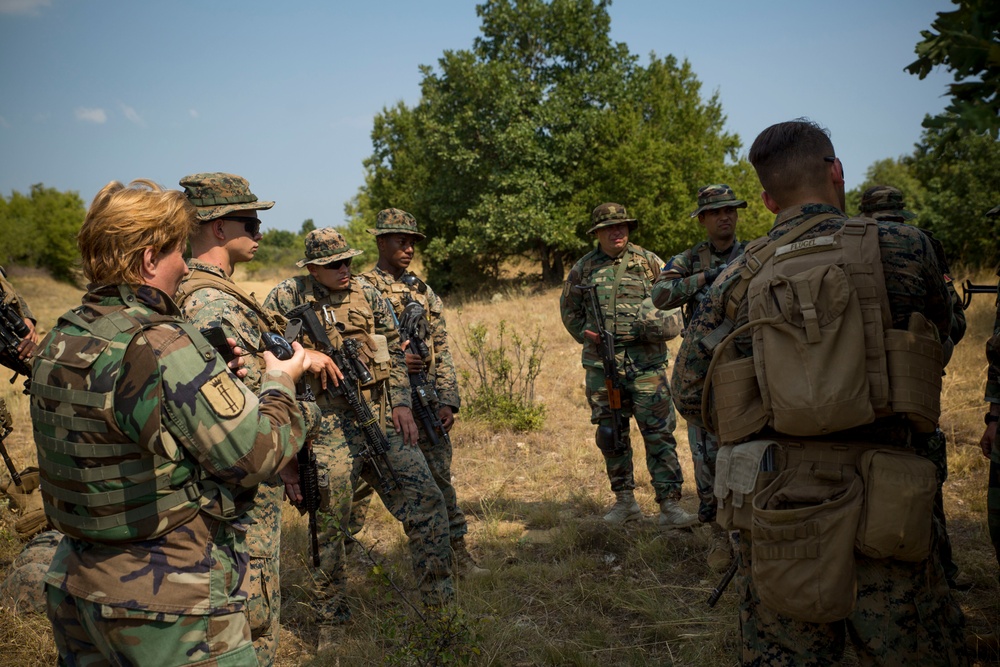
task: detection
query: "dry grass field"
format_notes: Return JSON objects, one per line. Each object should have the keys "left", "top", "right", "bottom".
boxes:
{"left": 1, "top": 262, "right": 998, "bottom": 666}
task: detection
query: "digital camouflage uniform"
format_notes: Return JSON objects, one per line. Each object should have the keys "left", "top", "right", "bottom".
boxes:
{"left": 651, "top": 184, "right": 749, "bottom": 523}
{"left": 32, "top": 284, "right": 307, "bottom": 666}
{"left": 560, "top": 204, "right": 688, "bottom": 509}
{"left": 859, "top": 185, "right": 968, "bottom": 588}
{"left": 984, "top": 203, "right": 1000, "bottom": 575}
{"left": 0, "top": 529, "right": 61, "bottom": 614}
{"left": 264, "top": 228, "right": 452, "bottom": 620}
{"left": 672, "top": 202, "right": 967, "bottom": 666}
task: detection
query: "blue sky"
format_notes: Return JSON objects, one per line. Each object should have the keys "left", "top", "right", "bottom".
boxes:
{"left": 0, "top": 0, "right": 956, "bottom": 234}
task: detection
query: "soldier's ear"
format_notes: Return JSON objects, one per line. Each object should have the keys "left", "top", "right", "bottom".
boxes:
{"left": 761, "top": 191, "right": 780, "bottom": 214}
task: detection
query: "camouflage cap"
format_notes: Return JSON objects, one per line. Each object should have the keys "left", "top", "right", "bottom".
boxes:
{"left": 179, "top": 172, "right": 274, "bottom": 222}
{"left": 587, "top": 202, "right": 638, "bottom": 234}
{"left": 296, "top": 227, "right": 364, "bottom": 267}
{"left": 859, "top": 185, "right": 915, "bottom": 220}
{"left": 987, "top": 205, "right": 1000, "bottom": 218}
{"left": 690, "top": 184, "right": 747, "bottom": 218}
{"left": 366, "top": 208, "right": 426, "bottom": 240}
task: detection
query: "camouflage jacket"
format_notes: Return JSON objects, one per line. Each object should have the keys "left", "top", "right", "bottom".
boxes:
{"left": 651, "top": 239, "right": 748, "bottom": 325}
{"left": 264, "top": 274, "right": 411, "bottom": 410}
{"left": 672, "top": 203, "right": 952, "bottom": 446}
{"left": 987, "top": 269, "right": 1000, "bottom": 403}
{"left": 0, "top": 267, "right": 35, "bottom": 322}
{"left": 560, "top": 242, "right": 668, "bottom": 371}
{"left": 361, "top": 265, "right": 460, "bottom": 410}
{"left": 34, "top": 284, "right": 306, "bottom": 615}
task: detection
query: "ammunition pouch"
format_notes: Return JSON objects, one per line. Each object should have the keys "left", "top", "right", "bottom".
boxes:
{"left": 855, "top": 448, "right": 935, "bottom": 561}
{"left": 596, "top": 424, "right": 629, "bottom": 457}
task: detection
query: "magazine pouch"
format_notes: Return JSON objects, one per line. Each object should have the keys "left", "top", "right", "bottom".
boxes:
{"left": 855, "top": 448, "right": 936, "bottom": 561}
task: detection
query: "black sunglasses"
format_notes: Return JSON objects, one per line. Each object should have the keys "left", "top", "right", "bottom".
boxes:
{"left": 823, "top": 156, "right": 844, "bottom": 181}
{"left": 221, "top": 216, "right": 262, "bottom": 237}
{"left": 326, "top": 257, "right": 352, "bottom": 270}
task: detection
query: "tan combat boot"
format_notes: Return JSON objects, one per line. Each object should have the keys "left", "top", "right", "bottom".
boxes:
{"left": 452, "top": 537, "right": 490, "bottom": 578}
{"left": 603, "top": 490, "right": 642, "bottom": 524}
{"left": 706, "top": 522, "right": 734, "bottom": 572}
{"left": 658, "top": 499, "right": 699, "bottom": 529}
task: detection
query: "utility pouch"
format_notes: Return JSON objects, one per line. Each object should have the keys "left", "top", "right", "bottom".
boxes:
{"left": 369, "top": 334, "right": 392, "bottom": 384}
{"left": 710, "top": 356, "right": 768, "bottom": 444}
{"left": 751, "top": 463, "right": 863, "bottom": 623}
{"left": 715, "top": 440, "right": 778, "bottom": 531}
{"left": 855, "top": 449, "right": 936, "bottom": 561}
{"left": 885, "top": 312, "right": 943, "bottom": 434}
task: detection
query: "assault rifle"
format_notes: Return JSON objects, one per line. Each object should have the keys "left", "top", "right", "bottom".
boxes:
{"left": 0, "top": 299, "right": 31, "bottom": 393}
{"left": 961, "top": 280, "right": 998, "bottom": 309}
{"left": 284, "top": 303, "right": 400, "bottom": 496}
{"left": 296, "top": 442, "right": 321, "bottom": 567}
{"left": 576, "top": 283, "right": 629, "bottom": 456}
{"left": 707, "top": 551, "right": 739, "bottom": 607}
{"left": 0, "top": 399, "right": 22, "bottom": 488}
{"left": 397, "top": 300, "right": 450, "bottom": 447}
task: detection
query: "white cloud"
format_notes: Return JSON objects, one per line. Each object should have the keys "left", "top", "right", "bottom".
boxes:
{"left": 75, "top": 107, "right": 107, "bottom": 124}
{"left": 189, "top": 109, "right": 199, "bottom": 118}
{"left": 120, "top": 103, "right": 144, "bottom": 127}
{"left": 0, "top": 0, "right": 51, "bottom": 16}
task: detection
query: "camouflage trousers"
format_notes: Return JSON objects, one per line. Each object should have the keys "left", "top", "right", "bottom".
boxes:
{"left": 734, "top": 526, "right": 968, "bottom": 666}
{"left": 585, "top": 364, "right": 684, "bottom": 502}
{"left": 310, "top": 404, "right": 453, "bottom": 618}
{"left": 243, "top": 477, "right": 282, "bottom": 667}
{"left": 687, "top": 424, "right": 719, "bottom": 523}
{"left": 990, "top": 441, "right": 1000, "bottom": 573}
{"left": 46, "top": 584, "right": 256, "bottom": 666}
{"left": 913, "top": 428, "right": 960, "bottom": 584}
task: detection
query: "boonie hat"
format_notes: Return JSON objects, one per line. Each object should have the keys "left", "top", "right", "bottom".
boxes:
{"left": 179, "top": 172, "right": 274, "bottom": 222}
{"left": 859, "top": 185, "right": 915, "bottom": 220}
{"left": 296, "top": 228, "right": 364, "bottom": 268}
{"left": 690, "top": 184, "right": 747, "bottom": 218}
{"left": 366, "top": 208, "right": 426, "bottom": 240}
{"left": 587, "top": 203, "right": 638, "bottom": 235}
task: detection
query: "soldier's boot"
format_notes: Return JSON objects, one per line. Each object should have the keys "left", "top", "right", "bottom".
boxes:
{"left": 658, "top": 499, "right": 699, "bottom": 529}
{"left": 452, "top": 537, "right": 490, "bottom": 578}
{"left": 603, "top": 490, "right": 642, "bottom": 524}
{"left": 706, "top": 522, "right": 734, "bottom": 573}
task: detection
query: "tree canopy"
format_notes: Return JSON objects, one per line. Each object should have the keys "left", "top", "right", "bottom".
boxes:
{"left": 0, "top": 184, "right": 85, "bottom": 281}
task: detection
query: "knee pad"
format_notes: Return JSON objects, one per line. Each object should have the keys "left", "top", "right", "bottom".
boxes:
{"left": 595, "top": 424, "right": 630, "bottom": 457}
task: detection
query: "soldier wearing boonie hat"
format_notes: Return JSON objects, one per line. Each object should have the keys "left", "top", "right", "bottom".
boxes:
{"left": 651, "top": 183, "right": 749, "bottom": 573}
{"left": 179, "top": 172, "right": 274, "bottom": 222}
{"left": 265, "top": 228, "right": 454, "bottom": 643}
{"left": 858, "top": 185, "right": 916, "bottom": 221}
{"left": 560, "top": 202, "right": 695, "bottom": 530}
{"left": 359, "top": 209, "right": 488, "bottom": 578}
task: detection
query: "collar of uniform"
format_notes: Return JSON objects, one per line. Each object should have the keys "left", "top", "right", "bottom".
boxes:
{"left": 596, "top": 242, "right": 633, "bottom": 263}
{"left": 84, "top": 283, "right": 181, "bottom": 316}
{"left": 186, "top": 257, "right": 232, "bottom": 282}
{"left": 770, "top": 203, "right": 844, "bottom": 238}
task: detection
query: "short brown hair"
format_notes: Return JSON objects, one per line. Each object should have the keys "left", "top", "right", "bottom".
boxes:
{"left": 78, "top": 180, "right": 196, "bottom": 286}
{"left": 749, "top": 119, "right": 834, "bottom": 205}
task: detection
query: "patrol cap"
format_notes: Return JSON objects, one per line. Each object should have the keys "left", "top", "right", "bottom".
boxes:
{"left": 179, "top": 172, "right": 274, "bottom": 223}
{"left": 296, "top": 228, "right": 364, "bottom": 267}
{"left": 859, "top": 185, "right": 915, "bottom": 220}
{"left": 987, "top": 204, "right": 1000, "bottom": 218}
{"left": 366, "top": 208, "right": 426, "bottom": 240}
{"left": 587, "top": 203, "right": 638, "bottom": 234}
{"left": 690, "top": 184, "right": 747, "bottom": 218}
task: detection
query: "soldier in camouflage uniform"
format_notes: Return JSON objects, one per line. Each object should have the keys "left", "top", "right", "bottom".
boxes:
{"left": 358, "top": 208, "right": 488, "bottom": 577}
{"left": 31, "top": 179, "right": 312, "bottom": 666}
{"left": 560, "top": 203, "right": 697, "bottom": 527}
{"left": 673, "top": 121, "right": 967, "bottom": 665}
{"left": 0, "top": 529, "right": 61, "bottom": 614}
{"left": 652, "top": 184, "right": 749, "bottom": 571}
{"left": 859, "top": 184, "right": 970, "bottom": 590}
{"left": 0, "top": 265, "right": 39, "bottom": 358}
{"left": 265, "top": 228, "right": 453, "bottom": 631}
{"left": 174, "top": 172, "right": 326, "bottom": 666}
{"left": 979, "top": 203, "right": 1000, "bottom": 582}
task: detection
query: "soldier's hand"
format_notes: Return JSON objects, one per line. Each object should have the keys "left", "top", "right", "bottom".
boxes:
{"left": 980, "top": 421, "right": 998, "bottom": 458}
{"left": 279, "top": 456, "right": 303, "bottom": 506}
{"left": 392, "top": 406, "right": 419, "bottom": 446}
{"left": 404, "top": 351, "right": 425, "bottom": 374}
{"left": 438, "top": 405, "right": 455, "bottom": 431}
{"left": 264, "top": 341, "right": 310, "bottom": 384}
{"left": 16, "top": 334, "right": 36, "bottom": 361}
{"left": 584, "top": 330, "right": 600, "bottom": 344}
{"left": 305, "top": 349, "right": 342, "bottom": 389}
{"left": 225, "top": 337, "right": 249, "bottom": 379}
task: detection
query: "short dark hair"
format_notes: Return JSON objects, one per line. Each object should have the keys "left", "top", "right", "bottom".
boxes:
{"left": 749, "top": 119, "right": 834, "bottom": 205}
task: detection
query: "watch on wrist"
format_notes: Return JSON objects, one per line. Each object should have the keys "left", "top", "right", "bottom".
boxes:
{"left": 985, "top": 413, "right": 1000, "bottom": 425}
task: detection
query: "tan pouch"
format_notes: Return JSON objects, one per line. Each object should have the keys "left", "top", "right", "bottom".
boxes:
{"left": 368, "top": 334, "right": 392, "bottom": 385}
{"left": 855, "top": 449, "right": 936, "bottom": 561}
{"left": 711, "top": 356, "right": 768, "bottom": 444}
{"left": 885, "top": 312, "right": 943, "bottom": 433}
{"left": 715, "top": 440, "right": 779, "bottom": 531}
{"left": 752, "top": 464, "right": 863, "bottom": 622}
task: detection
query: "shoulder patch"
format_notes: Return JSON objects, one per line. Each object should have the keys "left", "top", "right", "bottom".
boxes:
{"left": 200, "top": 371, "right": 246, "bottom": 418}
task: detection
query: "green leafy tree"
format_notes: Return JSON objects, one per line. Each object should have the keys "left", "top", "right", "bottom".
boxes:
{"left": 906, "top": 0, "right": 1000, "bottom": 138}
{"left": 845, "top": 157, "right": 927, "bottom": 220}
{"left": 0, "top": 184, "right": 85, "bottom": 280}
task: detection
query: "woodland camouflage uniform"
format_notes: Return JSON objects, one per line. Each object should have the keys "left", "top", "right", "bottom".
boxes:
{"left": 265, "top": 228, "right": 452, "bottom": 622}
{"left": 560, "top": 203, "right": 691, "bottom": 519}
{"left": 673, "top": 202, "right": 967, "bottom": 665}
{"left": 359, "top": 208, "right": 478, "bottom": 572}
{"left": 651, "top": 184, "right": 749, "bottom": 525}
{"left": 33, "top": 284, "right": 308, "bottom": 666}
{"left": 984, "top": 203, "right": 1000, "bottom": 576}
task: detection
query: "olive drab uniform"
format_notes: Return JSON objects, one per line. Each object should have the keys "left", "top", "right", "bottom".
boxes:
{"left": 673, "top": 203, "right": 967, "bottom": 666}
{"left": 265, "top": 271, "right": 453, "bottom": 618}
{"left": 32, "top": 284, "right": 307, "bottom": 666}
{"left": 175, "top": 258, "right": 309, "bottom": 666}
{"left": 560, "top": 239, "right": 689, "bottom": 506}
{"left": 985, "top": 204, "right": 1000, "bottom": 577}
{"left": 652, "top": 238, "right": 747, "bottom": 524}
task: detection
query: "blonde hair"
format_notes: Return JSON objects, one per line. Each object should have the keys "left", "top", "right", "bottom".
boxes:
{"left": 78, "top": 180, "right": 196, "bottom": 285}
